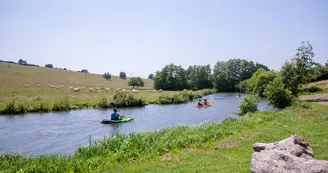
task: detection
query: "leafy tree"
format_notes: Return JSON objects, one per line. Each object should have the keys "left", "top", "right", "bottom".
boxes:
{"left": 128, "top": 77, "right": 144, "bottom": 88}
{"left": 154, "top": 64, "right": 188, "bottom": 90}
{"left": 255, "top": 63, "right": 270, "bottom": 71}
{"left": 281, "top": 41, "right": 315, "bottom": 96}
{"left": 103, "top": 72, "right": 112, "bottom": 80}
{"left": 186, "top": 65, "right": 212, "bottom": 90}
{"left": 235, "top": 79, "right": 249, "bottom": 93}
{"left": 264, "top": 76, "right": 294, "bottom": 109}
{"left": 311, "top": 63, "right": 328, "bottom": 82}
{"left": 148, "top": 74, "right": 154, "bottom": 80}
{"left": 81, "top": 69, "right": 88, "bottom": 73}
{"left": 45, "top": 64, "right": 53, "bottom": 68}
{"left": 213, "top": 59, "right": 258, "bottom": 92}
{"left": 120, "top": 72, "right": 127, "bottom": 79}
{"left": 238, "top": 95, "right": 259, "bottom": 115}
{"left": 18, "top": 59, "right": 27, "bottom": 65}
{"left": 247, "top": 68, "right": 277, "bottom": 97}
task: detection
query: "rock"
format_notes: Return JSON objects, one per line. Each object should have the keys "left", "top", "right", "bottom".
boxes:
{"left": 251, "top": 135, "right": 328, "bottom": 173}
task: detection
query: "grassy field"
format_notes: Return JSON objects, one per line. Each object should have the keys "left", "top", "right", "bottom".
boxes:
{"left": 0, "top": 62, "right": 153, "bottom": 89}
{"left": 309, "top": 80, "right": 328, "bottom": 89}
{"left": 1, "top": 103, "right": 327, "bottom": 172}
{"left": 0, "top": 62, "right": 217, "bottom": 114}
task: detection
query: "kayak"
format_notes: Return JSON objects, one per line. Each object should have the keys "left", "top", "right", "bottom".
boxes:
{"left": 197, "top": 103, "right": 212, "bottom": 108}
{"left": 100, "top": 116, "right": 134, "bottom": 124}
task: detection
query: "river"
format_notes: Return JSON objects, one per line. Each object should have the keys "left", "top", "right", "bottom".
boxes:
{"left": 0, "top": 93, "right": 275, "bottom": 156}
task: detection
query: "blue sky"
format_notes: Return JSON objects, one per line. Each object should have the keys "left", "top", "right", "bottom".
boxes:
{"left": 0, "top": 0, "right": 327, "bottom": 77}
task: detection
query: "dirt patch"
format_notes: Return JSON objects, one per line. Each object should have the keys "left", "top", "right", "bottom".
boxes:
{"left": 216, "top": 132, "right": 265, "bottom": 150}
{"left": 299, "top": 94, "right": 328, "bottom": 102}
{"left": 161, "top": 154, "right": 184, "bottom": 163}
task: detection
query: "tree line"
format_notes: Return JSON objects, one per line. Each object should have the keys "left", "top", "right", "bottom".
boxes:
{"left": 153, "top": 60, "right": 269, "bottom": 91}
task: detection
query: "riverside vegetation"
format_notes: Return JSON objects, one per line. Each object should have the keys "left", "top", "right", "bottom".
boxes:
{"left": 1, "top": 103, "right": 327, "bottom": 172}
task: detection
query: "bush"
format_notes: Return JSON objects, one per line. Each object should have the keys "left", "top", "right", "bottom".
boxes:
{"left": 98, "top": 98, "right": 110, "bottom": 108}
{"left": 301, "top": 86, "right": 323, "bottom": 93}
{"left": 0, "top": 100, "right": 27, "bottom": 114}
{"left": 52, "top": 98, "right": 71, "bottom": 111}
{"left": 238, "top": 95, "right": 259, "bottom": 115}
{"left": 264, "top": 76, "right": 294, "bottom": 109}
{"left": 113, "top": 92, "right": 145, "bottom": 107}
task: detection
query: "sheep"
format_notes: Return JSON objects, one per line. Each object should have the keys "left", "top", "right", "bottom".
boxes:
{"left": 106, "top": 88, "right": 110, "bottom": 91}
{"left": 89, "top": 88, "right": 94, "bottom": 92}
{"left": 81, "top": 87, "right": 85, "bottom": 90}
{"left": 116, "top": 88, "right": 121, "bottom": 92}
{"left": 96, "top": 87, "right": 100, "bottom": 90}
{"left": 25, "top": 84, "right": 29, "bottom": 88}
{"left": 133, "top": 89, "right": 139, "bottom": 93}
{"left": 36, "top": 84, "right": 40, "bottom": 88}
{"left": 72, "top": 87, "right": 80, "bottom": 92}
{"left": 158, "top": 89, "right": 163, "bottom": 92}
{"left": 69, "top": 86, "right": 73, "bottom": 90}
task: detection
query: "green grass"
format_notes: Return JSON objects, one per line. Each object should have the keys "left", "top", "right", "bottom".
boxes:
{"left": 1, "top": 103, "right": 328, "bottom": 172}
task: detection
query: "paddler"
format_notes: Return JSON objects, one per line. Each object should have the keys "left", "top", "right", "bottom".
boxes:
{"left": 197, "top": 99, "right": 203, "bottom": 106}
{"left": 203, "top": 99, "right": 208, "bottom": 106}
{"left": 111, "top": 108, "right": 123, "bottom": 120}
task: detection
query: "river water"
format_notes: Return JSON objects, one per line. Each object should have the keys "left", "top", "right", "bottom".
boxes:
{"left": 0, "top": 93, "right": 275, "bottom": 156}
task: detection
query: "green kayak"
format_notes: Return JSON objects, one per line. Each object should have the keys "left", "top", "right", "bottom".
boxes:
{"left": 100, "top": 116, "right": 134, "bottom": 124}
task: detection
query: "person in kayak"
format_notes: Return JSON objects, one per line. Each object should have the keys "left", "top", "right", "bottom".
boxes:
{"left": 111, "top": 108, "right": 123, "bottom": 120}
{"left": 203, "top": 99, "right": 208, "bottom": 106}
{"left": 197, "top": 100, "right": 203, "bottom": 106}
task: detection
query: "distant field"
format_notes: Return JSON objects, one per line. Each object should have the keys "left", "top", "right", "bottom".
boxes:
{"left": 0, "top": 62, "right": 153, "bottom": 89}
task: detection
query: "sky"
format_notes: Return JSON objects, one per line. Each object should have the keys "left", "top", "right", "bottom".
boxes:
{"left": 0, "top": 0, "right": 327, "bottom": 77}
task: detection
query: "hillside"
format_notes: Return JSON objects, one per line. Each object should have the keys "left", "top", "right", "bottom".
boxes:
{"left": 0, "top": 62, "right": 153, "bottom": 89}
{"left": 309, "top": 80, "right": 328, "bottom": 89}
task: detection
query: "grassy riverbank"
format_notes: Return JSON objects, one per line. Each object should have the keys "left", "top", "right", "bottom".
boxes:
{"left": 1, "top": 103, "right": 327, "bottom": 172}
{"left": 0, "top": 88, "right": 216, "bottom": 114}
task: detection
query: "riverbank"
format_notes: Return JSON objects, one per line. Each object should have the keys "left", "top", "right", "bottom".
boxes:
{"left": 1, "top": 103, "right": 327, "bottom": 172}
{"left": 0, "top": 88, "right": 216, "bottom": 114}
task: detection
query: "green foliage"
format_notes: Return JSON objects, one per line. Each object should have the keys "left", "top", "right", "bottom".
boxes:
{"left": 247, "top": 68, "right": 277, "bottom": 97}
{"left": 255, "top": 62, "right": 270, "bottom": 71}
{"left": 264, "top": 76, "right": 294, "bottom": 109}
{"left": 113, "top": 92, "right": 145, "bottom": 107}
{"left": 128, "top": 77, "right": 144, "bottom": 88}
{"left": 235, "top": 79, "right": 249, "bottom": 93}
{"left": 301, "top": 86, "right": 323, "bottom": 93}
{"left": 238, "top": 95, "right": 259, "bottom": 115}
{"left": 148, "top": 74, "right": 154, "bottom": 80}
{"left": 281, "top": 41, "right": 315, "bottom": 96}
{"left": 52, "top": 98, "right": 71, "bottom": 111}
{"left": 102, "top": 72, "right": 111, "bottom": 80}
{"left": 120, "top": 72, "right": 127, "bottom": 79}
{"left": 154, "top": 64, "right": 188, "bottom": 90}
{"left": 98, "top": 98, "right": 110, "bottom": 108}
{"left": 154, "top": 89, "right": 215, "bottom": 104}
{"left": 0, "top": 100, "right": 27, "bottom": 114}
{"left": 186, "top": 65, "right": 213, "bottom": 90}
{"left": 213, "top": 59, "right": 257, "bottom": 92}
{"left": 311, "top": 63, "right": 328, "bottom": 82}
{"left": 45, "top": 64, "right": 53, "bottom": 68}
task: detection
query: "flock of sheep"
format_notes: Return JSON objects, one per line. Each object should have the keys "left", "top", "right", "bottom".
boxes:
{"left": 24, "top": 84, "right": 163, "bottom": 93}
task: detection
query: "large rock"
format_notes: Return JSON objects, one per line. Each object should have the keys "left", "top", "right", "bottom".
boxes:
{"left": 251, "top": 135, "right": 328, "bottom": 173}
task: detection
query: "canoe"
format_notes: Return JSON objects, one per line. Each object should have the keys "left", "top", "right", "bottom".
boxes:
{"left": 100, "top": 116, "right": 134, "bottom": 124}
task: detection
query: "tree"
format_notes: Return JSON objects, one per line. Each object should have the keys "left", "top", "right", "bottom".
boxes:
{"left": 81, "top": 69, "right": 88, "bottom": 73}
{"left": 280, "top": 41, "right": 315, "bottom": 96}
{"left": 18, "top": 59, "right": 27, "bottom": 65}
{"left": 128, "top": 77, "right": 144, "bottom": 88}
{"left": 120, "top": 72, "right": 127, "bottom": 79}
{"left": 103, "top": 72, "right": 112, "bottom": 80}
{"left": 45, "top": 64, "right": 53, "bottom": 68}
{"left": 247, "top": 68, "right": 277, "bottom": 97}
{"left": 154, "top": 64, "right": 188, "bottom": 90}
{"left": 213, "top": 59, "right": 258, "bottom": 92}
{"left": 264, "top": 76, "right": 294, "bottom": 109}
{"left": 186, "top": 65, "right": 213, "bottom": 90}
{"left": 148, "top": 74, "right": 154, "bottom": 80}
{"left": 255, "top": 63, "right": 270, "bottom": 71}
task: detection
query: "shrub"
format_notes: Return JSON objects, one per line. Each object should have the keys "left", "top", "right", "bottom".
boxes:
{"left": 0, "top": 100, "right": 27, "bottom": 114}
{"left": 264, "top": 76, "right": 294, "bottom": 109}
{"left": 98, "top": 98, "right": 110, "bottom": 108}
{"left": 301, "top": 86, "right": 323, "bottom": 93}
{"left": 52, "top": 98, "right": 71, "bottom": 111}
{"left": 238, "top": 95, "right": 259, "bottom": 115}
{"left": 113, "top": 92, "right": 145, "bottom": 107}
